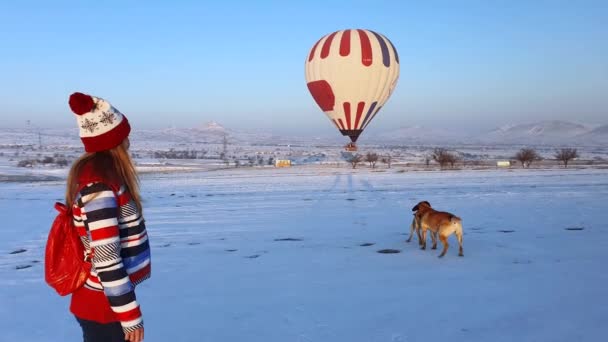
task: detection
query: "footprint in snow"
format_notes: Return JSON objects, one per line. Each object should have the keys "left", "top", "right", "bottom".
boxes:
{"left": 377, "top": 249, "right": 401, "bottom": 254}
{"left": 10, "top": 248, "right": 27, "bottom": 255}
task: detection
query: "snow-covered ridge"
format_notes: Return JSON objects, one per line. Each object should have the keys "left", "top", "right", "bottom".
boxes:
{"left": 1, "top": 119, "right": 607, "bottom": 148}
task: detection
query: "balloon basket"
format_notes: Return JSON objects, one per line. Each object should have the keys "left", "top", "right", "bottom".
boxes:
{"left": 344, "top": 143, "right": 357, "bottom": 152}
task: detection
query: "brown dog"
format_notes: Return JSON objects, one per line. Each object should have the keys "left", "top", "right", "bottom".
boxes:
{"left": 412, "top": 201, "right": 464, "bottom": 258}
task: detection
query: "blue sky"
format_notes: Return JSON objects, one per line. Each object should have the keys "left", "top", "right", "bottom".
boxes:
{"left": 0, "top": 0, "right": 606, "bottom": 135}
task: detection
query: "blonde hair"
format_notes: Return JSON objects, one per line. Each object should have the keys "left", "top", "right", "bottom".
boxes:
{"left": 66, "top": 140, "right": 142, "bottom": 212}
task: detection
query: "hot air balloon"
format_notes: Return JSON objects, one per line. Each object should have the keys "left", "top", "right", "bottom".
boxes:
{"left": 305, "top": 29, "right": 400, "bottom": 151}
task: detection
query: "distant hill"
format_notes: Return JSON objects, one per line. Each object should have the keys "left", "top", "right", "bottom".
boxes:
{"left": 1, "top": 119, "right": 606, "bottom": 149}
{"left": 476, "top": 120, "right": 592, "bottom": 145}
{"left": 365, "top": 125, "right": 468, "bottom": 145}
{"left": 578, "top": 124, "right": 608, "bottom": 144}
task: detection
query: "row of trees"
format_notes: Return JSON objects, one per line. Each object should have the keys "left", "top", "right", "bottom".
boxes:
{"left": 347, "top": 148, "right": 580, "bottom": 169}
{"left": 17, "top": 155, "right": 69, "bottom": 168}
{"left": 431, "top": 147, "right": 579, "bottom": 169}
{"left": 243, "top": 155, "right": 275, "bottom": 167}
{"left": 514, "top": 148, "right": 579, "bottom": 168}
{"left": 348, "top": 153, "right": 392, "bottom": 169}
{"left": 153, "top": 149, "right": 208, "bottom": 159}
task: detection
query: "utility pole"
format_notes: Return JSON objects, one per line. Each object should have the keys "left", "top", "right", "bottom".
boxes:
{"left": 222, "top": 133, "right": 228, "bottom": 164}
{"left": 27, "top": 120, "right": 42, "bottom": 150}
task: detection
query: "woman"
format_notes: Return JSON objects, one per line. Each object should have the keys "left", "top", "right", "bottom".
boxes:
{"left": 66, "top": 92, "right": 151, "bottom": 342}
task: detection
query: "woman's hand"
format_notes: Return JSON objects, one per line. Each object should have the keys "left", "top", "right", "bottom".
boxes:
{"left": 125, "top": 327, "right": 144, "bottom": 342}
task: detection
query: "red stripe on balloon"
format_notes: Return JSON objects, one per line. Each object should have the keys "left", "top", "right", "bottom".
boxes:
{"left": 308, "top": 38, "right": 322, "bottom": 62}
{"left": 332, "top": 119, "right": 341, "bottom": 129}
{"left": 321, "top": 31, "right": 338, "bottom": 59}
{"left": 339, "top": 30, "right": 351, "bottom": 56}
{"left": 357, "top": 29, "right": 372, "bottom": 66}
{"left": 337, "top": 119, "right": 346, "bottom": 130}
{"left": 343, "top": 102, "right": 352, "bottom": 129}
{"left": 354, "top": 101, "right": 365, "bottom": 128}
{"left": 306, "top": 80, "right": 335, "bottom": 111}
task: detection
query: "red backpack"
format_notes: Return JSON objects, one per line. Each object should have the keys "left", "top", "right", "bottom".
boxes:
{"left": 44, "top": 201, "right": 92, "bottom": 296}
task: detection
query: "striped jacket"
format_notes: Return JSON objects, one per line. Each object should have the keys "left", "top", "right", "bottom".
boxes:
{"left": 71, "top": 177, "right": 151, "bottom": 333}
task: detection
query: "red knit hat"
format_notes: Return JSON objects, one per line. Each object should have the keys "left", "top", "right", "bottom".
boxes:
{"left": 68, "top": 92, "right": 131, "bottom": 152}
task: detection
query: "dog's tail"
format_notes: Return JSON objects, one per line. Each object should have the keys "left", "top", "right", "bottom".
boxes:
{"left": 450, "top": 215, "right": 463, "bottom": 236}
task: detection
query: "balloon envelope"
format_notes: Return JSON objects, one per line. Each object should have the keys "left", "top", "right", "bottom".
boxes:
{"left": 305, "top": 29, "right": 400, "bottom": 143}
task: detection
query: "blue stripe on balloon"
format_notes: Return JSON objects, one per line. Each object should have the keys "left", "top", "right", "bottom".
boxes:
{"left": 370, "top": 31, "right": 390, "bottom": 67}
{"left": 387, "top": 37, "right": 399, "bottom": 64}
{"left": 360, "top": 101, "right": 378, "bottom": 129}
{"left": 364, "top": 105, "right": 382, "bottom": 130}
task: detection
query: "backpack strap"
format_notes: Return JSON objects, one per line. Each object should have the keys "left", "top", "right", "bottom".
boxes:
{"left": 73, "top": 179, "right": 119, "bottom": 263}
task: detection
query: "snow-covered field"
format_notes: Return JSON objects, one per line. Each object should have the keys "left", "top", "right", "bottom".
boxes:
{"left": 1, "top": 166, "right": 607, "bottom": 341}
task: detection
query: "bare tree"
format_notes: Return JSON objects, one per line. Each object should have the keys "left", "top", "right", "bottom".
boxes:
{"left": 447, "top": 153, "right": 460, "bottom": 169}
{"left": 349, "top": 154, "right": 363, "bottom": 169}
{"left": 554, "top": 148, "right": 578, "bottom": 168}
{"left": 381, "top": 155, "right": 392, "bottom": 168}
{"left": 514, "top": 148, "right": 542, "bottom": 168}
{"left": 432, "top": 148, "right": 458, "bottom": 169}
{"left": 365, "top": 152, "right": 379, "bottom": 168}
